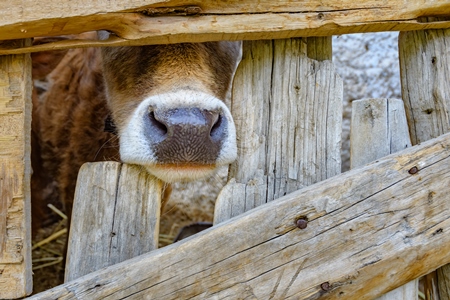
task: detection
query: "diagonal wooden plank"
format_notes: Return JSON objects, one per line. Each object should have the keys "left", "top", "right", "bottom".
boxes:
{"left": 28, "top": 132, "right": 450, "bottom": 299}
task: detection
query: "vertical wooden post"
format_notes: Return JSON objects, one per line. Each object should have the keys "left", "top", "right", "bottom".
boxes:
{"left": 306, "top": 36, "right": 332, "bottom": 61}
{"left": 399, "top": 27, "right": 450, "bottom": 145}
{"left": 350, "top": 98, "right": 417, "bottom": 300}
{"left": 214, "top": 37, "right": 342, "bottom": 223}
{"left": 0, "top": 39, "right": 33, "bottom": 298}
{"left": 64, "top": 162, "right": 162, "bottom": 282}
{"left": 399, "top": 25, "right": 450, "bottom": 300}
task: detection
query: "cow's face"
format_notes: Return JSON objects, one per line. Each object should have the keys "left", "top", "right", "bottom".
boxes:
{"left": 100, "top": 41, "right": 242, "bottom": 182}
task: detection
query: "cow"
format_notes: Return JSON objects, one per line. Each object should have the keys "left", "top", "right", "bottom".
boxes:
{"left": 31, "top": 32, "right": 242, "bottom": 236}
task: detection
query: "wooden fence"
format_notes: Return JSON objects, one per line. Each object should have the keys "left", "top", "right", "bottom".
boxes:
{"left": 1, "top": 1, "right": 450, "bottom": 299}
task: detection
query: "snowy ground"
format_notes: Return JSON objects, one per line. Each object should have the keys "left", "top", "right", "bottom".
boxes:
{"left": 333, "top": 32, "right": 402, "bottom": 171}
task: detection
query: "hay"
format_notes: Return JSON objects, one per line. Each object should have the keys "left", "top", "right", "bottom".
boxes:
{"left": 31, "top": 219, "right": 67, "bottom": 294}
{"left": 31, "top": 170, "right": 224, "bottom": 294}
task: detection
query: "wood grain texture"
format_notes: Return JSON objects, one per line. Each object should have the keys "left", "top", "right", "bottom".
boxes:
{"left": 399, "top": 28, "right": 450, "bottom": 146}
{"left": 351, "top": 99, "right": 411, "bottom": 169}
{"left": 399, "top": 26, "right": 450, "bottom": 300}
{"left": 437, "top": 264, "right": 450, "bottom": 299}
{"left": 1, "top": 1, "right": 450, "bottom": 54}
{"left": 306, "top": 37, "right": 332, "bottom": 61}
{"left": 0, "top": 39, "right": 32, "bottom": 298}
{"left": 29, "top": 132, "right": 450, "bottom": 300}
{"left": 64, "top": 162, "right": 162, "bottom": 282}
{"left": 350, "top": 98, "right": 417, "bottom": 300}
{"left": 215, "top": 38, "right": 342, "bottom": 224}
{"left": 377, "top": 281, "right": 419, "bottom": 300}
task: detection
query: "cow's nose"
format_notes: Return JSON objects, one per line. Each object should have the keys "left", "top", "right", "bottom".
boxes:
{"left": 144, "top": 107, "right": 228, "bottom": 164}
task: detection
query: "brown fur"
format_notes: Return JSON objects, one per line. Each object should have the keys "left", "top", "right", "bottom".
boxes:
{"left": 31, "top": 33, "right": 240, "bottom": 236}
{"left": 31, "top": 34, "right": 118, "bottom": 231}
{"left": 31, "top": 37, "right": 71, "bottom": 234}
{"left": 101, "top": 43, "right": 239, "bottom": 130}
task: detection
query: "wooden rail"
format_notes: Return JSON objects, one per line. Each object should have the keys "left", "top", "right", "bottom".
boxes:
{"left": 29, "top": 132, "right": 450, "bottom": 299}
{"left": 1, "top": 0, "right": 450, "bottom": 54}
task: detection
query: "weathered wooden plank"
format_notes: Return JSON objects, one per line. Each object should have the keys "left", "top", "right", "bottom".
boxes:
{"left": 215, "top": 38, "right": 342, "bottom": 223}
{"left": 29, "top": 132, "right": 450, "bottom": 299}
{"left": 350, "top": 98, "right": 417, "bottom": 300}
{"left": 0, "top": 39, "right": 32, "bottom": 298}
{"left": 3, "top": 0, "right": 444, "bottom": 21}
{"left": 377, "top": 282, "right": 419, "bottom": 300}
{"left": 350, "top": 99, "right": 411, "bottom": 169}
{"left": 399, "top": 27, "right": 450, "bottom": 146}
{"left": 2, "top": 1, "right": 450, "bottom": 54}
{"left": 64, "top": 162, "right": 162, "bottom": 282}
{"left": 399, "top": 25, "right": 450, "bottom": 300}
{"left": 306, "top": 37, "right": 332, "bottom": 61}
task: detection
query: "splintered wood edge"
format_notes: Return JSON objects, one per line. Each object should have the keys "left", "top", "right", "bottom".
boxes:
{"left": 65, "top": 162, "right": 162, "bottom": 282}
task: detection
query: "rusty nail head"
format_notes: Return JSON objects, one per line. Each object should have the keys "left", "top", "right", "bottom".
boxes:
{"left": 321, "top": 282, "right": 331, "bottom": 291}
{"left": 296, "top": 218, "right": 308, "bottom": 229}
{"left": 408, "top": 166, "right": 419, "bottom": 174}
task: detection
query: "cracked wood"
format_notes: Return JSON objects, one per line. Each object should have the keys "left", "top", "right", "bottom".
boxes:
{"left": 1, "top": 1, "right": 450, "bottom": 54}
{"left": 29, "top": 132, "right": 450, "bottom": 299}
{"left": 351, "top": 98, "right": 417, "bottom": 299}
{"left": 64, "top": 162, "right": 162, "bottom": 282}
{"left": 214, "top": 38, "right": 342, "bottom": 223}
{"left": 399, "top": 25, "right": 450, "bottom": 300}
{"left": 0, "top": 39, "right": 33, "bottom": 299}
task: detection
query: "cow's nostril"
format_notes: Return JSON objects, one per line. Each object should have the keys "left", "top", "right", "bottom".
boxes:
{"left": 148, "top": 111, "right": 168, "bottom": 137}
{"left": 146, "top": 107, "right": 228, "bottom": 164}
{"left": 210, "top": 114, "right": 223, "bottom": 141}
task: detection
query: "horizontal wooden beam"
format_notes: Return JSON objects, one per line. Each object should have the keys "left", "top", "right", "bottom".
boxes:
{"left": 30, "top": 132, "right": 450, "bottom": 299}
{"left": 1, "top": 0, "right": 450, "bottom": 54}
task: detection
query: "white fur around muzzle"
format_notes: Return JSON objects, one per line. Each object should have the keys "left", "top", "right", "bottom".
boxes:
{"left": 119, "top": 90, "right": 237, "bottom": 182}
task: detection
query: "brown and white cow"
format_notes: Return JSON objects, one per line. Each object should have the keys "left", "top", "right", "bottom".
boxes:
{"left": 99, "top": 32, "right": 241, "bottom": 182}
{"left": 31, "top": 32, "right": 242, "bottom": 234}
